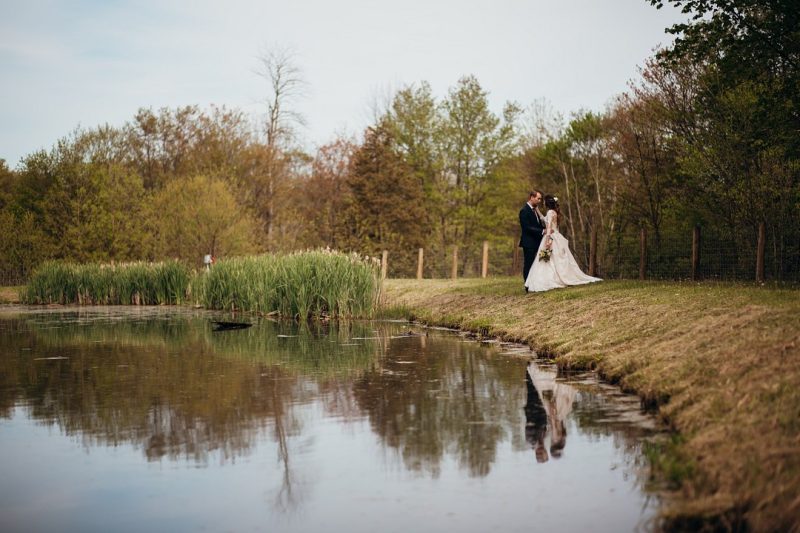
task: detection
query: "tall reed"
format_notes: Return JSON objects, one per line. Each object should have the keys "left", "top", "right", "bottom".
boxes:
{"left": 194, "top": 250, "right": 381, "bottom": 319}
{"left": 23, "top": 260, "right": 190, "bottom": 305}
{"left": 23, "top": 251, "right": 380, "bottom": 319}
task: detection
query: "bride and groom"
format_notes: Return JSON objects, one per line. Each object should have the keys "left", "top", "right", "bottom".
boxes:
{"left": 519, "top": 190, "right": 601, "bottom": 293}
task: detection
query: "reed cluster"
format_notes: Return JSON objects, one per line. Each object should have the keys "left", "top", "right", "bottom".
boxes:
{"left": 194, "top": 250, "right": 381, "bottom": 319}
{"left": 23, "top": 261, "right": 190, "bottom": 305}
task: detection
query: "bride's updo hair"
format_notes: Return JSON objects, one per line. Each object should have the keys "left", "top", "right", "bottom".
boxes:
{"left": 544, "top": 194, "right": 560, "bottom": 217}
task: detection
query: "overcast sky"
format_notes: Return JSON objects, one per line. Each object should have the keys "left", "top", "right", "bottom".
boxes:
{"left": 0, "top": 0, "right": 686, "bottom": 168}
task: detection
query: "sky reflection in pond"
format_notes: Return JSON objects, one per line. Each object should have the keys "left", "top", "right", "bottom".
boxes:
{"left": 0, "top": 306, "right": 663, "bottom": 532}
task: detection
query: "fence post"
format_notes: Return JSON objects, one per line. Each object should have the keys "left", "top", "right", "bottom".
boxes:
{"left": 481, "top": 241, "right": 489, "bottom": 278}
{"left": 639, "top": 227, "right": 647, "bottom": 280}
{"left": 417, "top": 248, "right": 424, "bottom": 280}
{"left": 692, "top": 225, "right": 701, "bottom": 281}
{"left": 381, "top": 250, "right": 388, "bottom": 280}
{"left": 589, "top": 227, "right": 598, "bottom": 277}
{"left": 512, "top": 245, "right": 520, "bottom": 276}
{"left": 756, "top": 221, "right": 766, "bottom": 282}
{"left": 451, "top": 246, "right": 458, "bottom": 280}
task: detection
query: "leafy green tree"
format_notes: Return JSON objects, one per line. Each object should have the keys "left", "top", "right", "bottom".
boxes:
{"left": 125, "top": 105, "right": 255, "bottom": 190}
{"left": 60, "top": 164, "right": 147, "bottom": 262}
{"left": 436, "top": 76, "right": 522, "bottom": 274}
{"left": 516, "top": 111, "right": 619, "bottom": 271}
{"left": 0, "top": 210, "right": 49, "bottom": 283}
{"left": 13, "top": 134, "right": 148, "bottom": 264}
{"left": 338, "top": 124, "right": 427, "bottom": 276}
{"left": 0, "top": 159, "right": 15, "bottom": 210}
{"left": 650, "top": 0, "right": 799, "bottom": 89}
{"left": 380, "top": 77, "right": 525, "bottom": 276}
{"left": 146, "top": 175, "right": 260, "bottom": 264}
{"left": 645, "top": 0, "right": 800, "bottom": 279}
{"left": 386, "top": 82, "right": 439, "bottom": 206}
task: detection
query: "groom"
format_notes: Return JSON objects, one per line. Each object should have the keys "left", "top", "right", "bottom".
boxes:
{"left": 519, "top": 190, "right": 546, "bottom": 291}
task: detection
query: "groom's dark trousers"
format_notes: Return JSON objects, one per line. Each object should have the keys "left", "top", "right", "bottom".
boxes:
{"left": 519, "top": 204, "right": 544, "bottom": 284}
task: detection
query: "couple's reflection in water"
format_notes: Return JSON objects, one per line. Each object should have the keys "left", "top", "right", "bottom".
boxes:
{"left": 524, "top": 362, "right": 577, "bottom": 463}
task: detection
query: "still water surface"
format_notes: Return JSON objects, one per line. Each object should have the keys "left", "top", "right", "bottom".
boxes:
{"left": 0, "top": 306, "right": 663, "bottom": 532}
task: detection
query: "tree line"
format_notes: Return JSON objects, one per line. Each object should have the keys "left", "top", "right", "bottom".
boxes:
{"left": 1, "top": 0, "right": 797, "bottom": 282}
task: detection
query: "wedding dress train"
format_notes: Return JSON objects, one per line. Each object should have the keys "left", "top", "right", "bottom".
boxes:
{"left": 524, "top": 210, "right": 601, "bottom": 292}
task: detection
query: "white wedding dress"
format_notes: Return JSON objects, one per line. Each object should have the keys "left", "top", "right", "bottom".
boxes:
{"left": 525, "top": 210, "right": 602, "bottom": 292}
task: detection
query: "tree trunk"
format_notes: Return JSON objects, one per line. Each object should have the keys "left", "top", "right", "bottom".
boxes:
{"left": 639, "top": 227, "right": 647, "bottom": 280}
{"left": 692, "top": 225, "right": 701, "bottom": 281}
{"left": 756, "top": 222, "right": 766, "bottom": 282}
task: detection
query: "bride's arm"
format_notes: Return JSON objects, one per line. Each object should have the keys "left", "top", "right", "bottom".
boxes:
{"left": 544, "top": 213, "right": 554, "bottom": 249}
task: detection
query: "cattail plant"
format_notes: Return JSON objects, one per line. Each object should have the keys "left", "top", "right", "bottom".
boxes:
{"left": 193, "top": 250, "right": 381, "bottom": 319}
{"left": 24, "top": 260, "right": 190, "bottom": 305}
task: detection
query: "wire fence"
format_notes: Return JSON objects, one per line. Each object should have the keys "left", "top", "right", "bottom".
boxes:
{"left": 379, "top": 224, "right": 800, "bottom": 283}
{"left": 596, "top": 224, "right": 799, "bottom": 282}
{"left": 3, "top": 224, "right": 797, "bottom": 286}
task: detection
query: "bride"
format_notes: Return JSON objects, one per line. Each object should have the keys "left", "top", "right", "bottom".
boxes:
{"left": 524, "top": 194, "right": 602, "bottom": 292}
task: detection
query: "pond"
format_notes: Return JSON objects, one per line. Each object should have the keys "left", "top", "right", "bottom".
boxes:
{"left": 0, "top": 306, "right": 664, "bottom": 532}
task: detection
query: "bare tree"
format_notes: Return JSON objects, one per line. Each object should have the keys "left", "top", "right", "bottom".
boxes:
{"left": 520, "top": 98, "right": 564, "bottom": 149}
{"left": 255, "top": 46, "right": 307, "bottom": 244}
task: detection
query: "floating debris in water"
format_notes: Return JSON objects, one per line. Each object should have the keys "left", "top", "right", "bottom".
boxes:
{"left": 33, "top": 356, "right": 69, "bottom": 360}
{"left": 389, "top": 331, "right": 427, "bottom": 339}
{"left": 211, "top": 321, "right": 253, "bottom": 331}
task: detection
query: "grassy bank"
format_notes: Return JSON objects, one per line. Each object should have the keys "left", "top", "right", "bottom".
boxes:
{"left": 382, "top": 278, "right": 800, "bottom": 532}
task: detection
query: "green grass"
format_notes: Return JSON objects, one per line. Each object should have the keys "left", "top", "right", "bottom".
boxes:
{"left": 23, "top": 260, "right": 191, "bottom": 305}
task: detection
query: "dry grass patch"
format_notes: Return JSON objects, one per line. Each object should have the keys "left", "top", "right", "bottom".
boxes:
{"left": 0, "top": 286, "right": 22, "bottom": 304}
{"left": 383, "top": 277, "right": 800, "bottom": 531}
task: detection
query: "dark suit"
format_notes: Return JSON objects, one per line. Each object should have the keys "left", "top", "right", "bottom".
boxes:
{"left": 524, "top": 367, "right": 548, "bottom": 450}
{"left": 519, "top": 203, "right": 544, "bottom": 282}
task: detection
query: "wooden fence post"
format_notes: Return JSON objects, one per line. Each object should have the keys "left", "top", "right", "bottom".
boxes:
{"left": 692, "top": 225, "right": 701, "bottom": 281}
{"left": 639, "top": 227, "right": 647, "bottom": 280}
{"left": 589, "top": 227, "right": 598, "bottom": 277}
{"left": 416, "top": 248, "right": 424, "bottom": 280}
{"left": 381, "top": 250, "right": 388, "bottom": 280}
{"left": 756, "top": 221, "right": 766, "bottom": 282}
{"left": 481, "top": 241, "right": 489, "bottom": 278}
{"left": 451, "top": 246, "right": 458, "bottom": 280}
{"left": 512, "top": 245, "right": 520, "bottom": 276}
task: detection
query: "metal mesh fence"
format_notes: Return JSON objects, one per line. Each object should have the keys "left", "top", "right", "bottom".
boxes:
{"left": 3, "top": 228, "right": 796, "bottom": 285}
{"left": 381, "top": 225, "right": 799, "bottom": 282}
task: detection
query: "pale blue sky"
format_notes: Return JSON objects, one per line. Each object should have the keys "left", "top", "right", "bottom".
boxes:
{"left": 0, "top": 0, "right": 686, "bottom": 168}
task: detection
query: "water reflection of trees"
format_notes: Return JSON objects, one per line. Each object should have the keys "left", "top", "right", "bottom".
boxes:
{"left": 0, "top": 314, "right": 381, "bottom": 464}
{"left": 0, "top": 317, "right": 293, "bottom": 463}
{"left": 352, "top": 335, "right": 524, "bottom": 478}
{"left": 0, "top": 310, "right": 660, "bottom": 494}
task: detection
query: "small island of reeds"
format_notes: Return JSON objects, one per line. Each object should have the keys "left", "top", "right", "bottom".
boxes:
{"left": 22, "top": 250, "right": 382, "bottom": 320}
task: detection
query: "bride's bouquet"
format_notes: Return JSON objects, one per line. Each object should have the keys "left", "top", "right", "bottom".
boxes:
{"left": 538, "top": 248, "right": 552, "bottom": 262}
